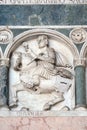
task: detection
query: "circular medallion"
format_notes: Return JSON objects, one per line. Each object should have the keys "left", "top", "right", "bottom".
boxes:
{"left": 0, "top": 28, "right": 13, "bottom": 44}
{"left": 69, "top": 28, "right": 87, "bottom": 44}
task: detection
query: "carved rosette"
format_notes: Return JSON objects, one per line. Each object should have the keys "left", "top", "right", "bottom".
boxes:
{"left": 69, "top": 28, "right": 87, "bottom": 44}
{"left": 0, "top": 28, "right": 13, "bottom": 44}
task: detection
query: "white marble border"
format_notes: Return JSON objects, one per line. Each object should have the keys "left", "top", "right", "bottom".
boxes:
{"left": 0, "top": 0, "right": 87, "bottom": 5}
{"left": 4, "top": 28, "right": 79, "bottom": 58}
{"left": 0, "top": 110, "right": 87, "bottom": 117}
{"left": 1, "top": 25, "right": 87, "bottom": 29}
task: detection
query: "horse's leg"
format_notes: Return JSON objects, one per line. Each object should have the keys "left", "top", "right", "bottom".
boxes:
{"left": 9, "top": 83, "right": 25, "bottom": 108}
{"left": 43, "top": 92, "right": 64, "bottom": 111}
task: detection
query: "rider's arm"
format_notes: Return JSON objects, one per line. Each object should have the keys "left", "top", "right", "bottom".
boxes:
{"left": 37, "top": 48, "right": 56, "bottom": 64}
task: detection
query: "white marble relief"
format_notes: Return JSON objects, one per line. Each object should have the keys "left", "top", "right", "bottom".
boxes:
{"left": 0, "top": 27, "right": 13, "bottom": 44}
{"left": 9, "top": 33, "right": 75, "bottom": 111}
{"left": 69, "top": 28, "right": 87, "bottom": 44}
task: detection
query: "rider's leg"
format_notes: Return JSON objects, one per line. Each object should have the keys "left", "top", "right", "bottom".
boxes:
{"left": 32, "top": 75, "right": 40, "bottom": 86}
{"left": 9, "top": 83, "right": 25, "bottom": 107}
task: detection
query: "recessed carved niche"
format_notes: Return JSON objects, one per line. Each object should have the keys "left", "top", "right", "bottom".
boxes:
{"left": 4, "top": 29, "right": 79, "bottom": 112}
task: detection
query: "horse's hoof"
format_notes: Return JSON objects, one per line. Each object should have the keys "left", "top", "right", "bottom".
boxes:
{"left": 9, "top": 102, "right": 18, "bottom": 109}
{"left": 9, "top": 98, "right": 18, "bottom": 109}
{"left": 21, "top": 107, "right": 30, "bottom": 111}
{"left": 60, "top": 106, "right": 70, "bottom": 111}
{"left": 43, "top": 104, "right": 51, "bottom": 111}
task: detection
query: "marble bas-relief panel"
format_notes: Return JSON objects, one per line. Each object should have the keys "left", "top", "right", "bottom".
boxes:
{"left": 9, "top": 30, "right": 75, "bottom": 112}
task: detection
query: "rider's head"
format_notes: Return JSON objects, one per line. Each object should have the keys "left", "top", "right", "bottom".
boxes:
{"left": 37, "top": 35, "right": 49, "bottom": 48}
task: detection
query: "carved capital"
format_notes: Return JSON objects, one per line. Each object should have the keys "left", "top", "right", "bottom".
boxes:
{"left": 0, "top": 58, "right": 9, "bottom": 67}
{"left": 74, "top": 58, "right": 86, "bottom": 67}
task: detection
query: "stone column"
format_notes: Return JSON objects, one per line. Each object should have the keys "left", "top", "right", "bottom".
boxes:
{"left": 0, "top": 58, "right": 9, "bottom": 107}
{"left": 74, "top": 58, "right": 86, "bottom": 108}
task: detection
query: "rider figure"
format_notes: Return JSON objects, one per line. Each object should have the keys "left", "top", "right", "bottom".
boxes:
{"left": 32, "top": 35, "right": 57, "bottom": 86}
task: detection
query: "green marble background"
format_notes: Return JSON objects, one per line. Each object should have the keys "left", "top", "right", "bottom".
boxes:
{"left": 0, "top": 5, "right": 87, "bottom": 25}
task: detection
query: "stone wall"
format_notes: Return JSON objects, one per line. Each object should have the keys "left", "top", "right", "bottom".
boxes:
{"left": 0, "top": 5, "right": 87, "bottom": 25}
{"left": 0, "top": 4, "right": 87, "bottom": 130}
{"left": 0, "top": 117, "right": 87, "bottom": 130}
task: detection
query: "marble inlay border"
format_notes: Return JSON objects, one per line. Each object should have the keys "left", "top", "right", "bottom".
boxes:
{"left": 1, "top": 25, "right": 87, "bottom": 29}
{"left": 0, "top": 110, "right": 87, "bottom": 117}
{"left": 0, "top": 0, "right": 87, "bottom": 5}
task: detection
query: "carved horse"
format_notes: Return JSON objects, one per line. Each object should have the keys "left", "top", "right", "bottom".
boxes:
{"left": 9, "top": 51, "right": 73, "bottom": 110}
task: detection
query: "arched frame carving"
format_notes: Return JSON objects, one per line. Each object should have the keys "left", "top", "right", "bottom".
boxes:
{"left": 80, "top": 41, "right": 87, "bottom": 59}
{"left": 3, "top": 29, "right": 80, "bottom": 111}
{"left": 4, "top": 29, "right": 79, "bottom": 59}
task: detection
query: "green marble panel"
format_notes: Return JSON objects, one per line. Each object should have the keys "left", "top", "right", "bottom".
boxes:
{"left": 75, "top": 66, "right": 86, "bottom": 107}
{"left": 0, "top": 66, "right": 9, "bottom": 106}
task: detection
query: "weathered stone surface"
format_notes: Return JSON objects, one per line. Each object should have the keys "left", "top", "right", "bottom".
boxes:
{"left": 0, "top": 5, "right": 87, "bottom": 25}
{"left": 0, "top": 117, "right": 87, "bottom": 130}
{"left": 0, "top": 66, "right": 8, "bottom": 106}
{"left": 75, "top": 66, "right": 86, "bottom": 107}
{"left": 0, "top": 28, "right": 83, "bottom": 53}
{"left": 9, "top": 33, "right": 74, "bottom": 111}
{"left": 0, "top": 3, "right": 87, "bottom": 130}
